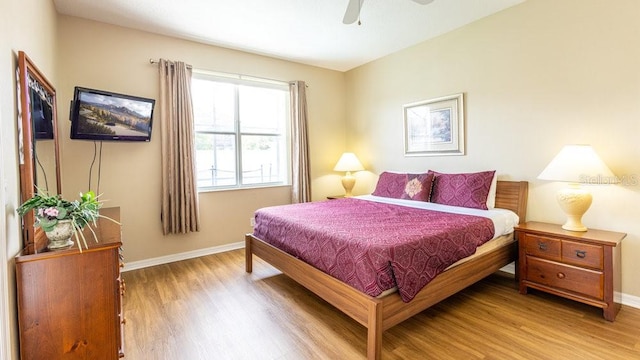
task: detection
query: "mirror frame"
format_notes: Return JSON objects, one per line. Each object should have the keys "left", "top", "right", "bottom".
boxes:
{"left": 17, "top": 51, "right": 62, "bottom": 254}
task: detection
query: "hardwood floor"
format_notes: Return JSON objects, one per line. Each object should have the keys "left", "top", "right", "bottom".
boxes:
{"left": 122, "top": 249, "right": 640, "bottom": 359}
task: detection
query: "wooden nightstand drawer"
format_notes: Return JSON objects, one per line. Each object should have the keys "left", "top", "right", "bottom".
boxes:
{"left": 562, "top": 240, "right": 603, "bottom": 270}
{"left": 526, "top": 256, "right": 604, "bottom": 300}
{"left": 522, "top": 233, "right": 561, "bottom": 261}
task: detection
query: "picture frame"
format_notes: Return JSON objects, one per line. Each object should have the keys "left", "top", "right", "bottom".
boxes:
{"left": 403, "top": 93, "right": 465, "bottom": 156}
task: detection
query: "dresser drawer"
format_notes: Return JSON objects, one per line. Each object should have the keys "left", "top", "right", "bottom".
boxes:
{"left": 522, "top": 234, "right": 561, "bottom": 261}
{"left": 526, "top": 256, "right": 604, "bottom": 300}
{"left": 562, "top": 240, "right": 603, "bottom": 270}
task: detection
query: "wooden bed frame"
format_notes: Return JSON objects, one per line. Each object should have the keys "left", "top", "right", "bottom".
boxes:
{"left": 245, "top": 181, "right": 528, "bottom": 360}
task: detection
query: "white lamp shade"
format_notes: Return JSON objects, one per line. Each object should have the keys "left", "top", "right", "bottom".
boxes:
{"left": 333, "top": 152, "right": 364, "bottom": 172}
{"left": 537, "top": 145, "right": 616, "bottom": 184}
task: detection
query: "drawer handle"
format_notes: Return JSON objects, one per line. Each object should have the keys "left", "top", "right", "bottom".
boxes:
{"left": 557, "top": 272, "right": 566, "bottom": 279}
{"left": 538, "top": 242, "right": 548, "bottom": 251}
{"left": 575, "top": 250, "right": 587, "bottom": 258}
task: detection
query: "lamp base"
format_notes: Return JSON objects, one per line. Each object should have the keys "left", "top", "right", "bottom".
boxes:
{"left": 341, "top": 172, "right": 356, "bottom": 197}
{"left": 556, "top": 184, "right": 592, "bottom": 232}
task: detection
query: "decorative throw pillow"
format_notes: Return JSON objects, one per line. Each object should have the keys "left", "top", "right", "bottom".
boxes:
{"left": 372, "top": 172, "right": 434, "bottom": 201}
{"left": 430, "top": 170, "right": 496, "bottom": 210}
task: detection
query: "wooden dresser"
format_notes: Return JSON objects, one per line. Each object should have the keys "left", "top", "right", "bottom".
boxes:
{"left": 15, "top": 207, "right": 125, "bottom": 359}
{"left": 516, "top": 221, "right": 625, "bottom": 321}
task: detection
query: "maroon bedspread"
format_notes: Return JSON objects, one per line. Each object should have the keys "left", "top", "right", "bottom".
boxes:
{"left": 253, "top": 198, "right": 494, "bottom": 302}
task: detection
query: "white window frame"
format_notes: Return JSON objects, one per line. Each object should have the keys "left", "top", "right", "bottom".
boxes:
{"left": 192, "top": 70, "right": 291, "bottom": 191}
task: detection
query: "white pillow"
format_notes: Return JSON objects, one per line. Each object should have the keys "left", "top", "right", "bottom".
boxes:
{"left": 486, "top": 173, "right": 498, "bottom": 209}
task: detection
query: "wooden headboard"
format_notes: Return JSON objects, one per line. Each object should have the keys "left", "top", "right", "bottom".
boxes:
{"left": 495, "top": 181, "right": 528, "bottom": 224}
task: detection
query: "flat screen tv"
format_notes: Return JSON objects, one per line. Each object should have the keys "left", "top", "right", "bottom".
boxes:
{"left": 70, "top": 86, "right": 155, "bottom": 142}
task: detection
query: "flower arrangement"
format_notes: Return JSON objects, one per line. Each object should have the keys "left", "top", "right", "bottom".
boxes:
{"left": 17, "top": 190, "right": 118, "bottom": 251}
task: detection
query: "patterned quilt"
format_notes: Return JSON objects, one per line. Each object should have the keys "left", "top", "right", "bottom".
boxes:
{"left": 253, "top": 198, "right": 495, "bottom": 302}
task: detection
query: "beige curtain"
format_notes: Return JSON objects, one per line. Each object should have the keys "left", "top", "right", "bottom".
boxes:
{"left": 158, "top": 59, "right": 200, "bottom": 234}
{"left": 290, "top": 81, "right": 311, "bottom": 203}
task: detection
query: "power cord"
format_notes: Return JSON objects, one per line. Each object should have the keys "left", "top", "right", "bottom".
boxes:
{"left": 88, "top": 141, "right": 104, "bottom": 194}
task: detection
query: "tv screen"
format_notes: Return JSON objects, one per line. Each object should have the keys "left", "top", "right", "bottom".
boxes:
{"left": 70, "top": 87, "right": 155, "bottom": 142}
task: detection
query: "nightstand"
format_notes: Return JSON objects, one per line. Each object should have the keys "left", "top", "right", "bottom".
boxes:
{"left": 515, "top": 221, "right": 625, "bottom": 321}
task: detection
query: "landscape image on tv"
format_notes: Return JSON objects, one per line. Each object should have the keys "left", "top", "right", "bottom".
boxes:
{"left": 76, "top": 91, "right": 154, "bottom": 138}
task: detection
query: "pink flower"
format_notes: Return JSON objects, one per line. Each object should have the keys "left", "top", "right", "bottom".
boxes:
{"left": 42, "top": 207, "right": 59, "bottom": 218}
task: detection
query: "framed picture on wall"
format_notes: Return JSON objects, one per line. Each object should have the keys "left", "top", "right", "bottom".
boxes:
{"left": 403, "top": 93, "right": 465, "bottom": 156}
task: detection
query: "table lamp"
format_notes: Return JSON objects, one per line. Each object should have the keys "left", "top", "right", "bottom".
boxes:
{"left": 333, "top": 152, "right": 364, "bottom": 197}
{"left": 537, "top": 144, "right": 616, "bottom": 231}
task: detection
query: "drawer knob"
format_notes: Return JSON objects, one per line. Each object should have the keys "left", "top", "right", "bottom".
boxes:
{"left": 557, "top": 272, "right": 566, "bottom": 279}
{"left": 538, "top": 242, "right": 548, "bottom": 251}
{"left": 575, "top": 250, "right": 587, "bottom": 258}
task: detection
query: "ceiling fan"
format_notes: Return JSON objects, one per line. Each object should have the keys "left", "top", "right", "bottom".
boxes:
{"left": 343, "top": 0, "right": 435, "bottom": 25}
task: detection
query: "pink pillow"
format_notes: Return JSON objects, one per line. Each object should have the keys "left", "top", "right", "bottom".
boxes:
{"left": 430, "top": 170, "right": 496, "bottom": 210}
{"left": 372, "top": 172, "right": 434, "bottom": 201}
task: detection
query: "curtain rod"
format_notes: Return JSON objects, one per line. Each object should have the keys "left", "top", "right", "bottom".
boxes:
{"left": 149, "top": 58, "right": 192, "bottom": 69}
{"left": 149, "top": 58, "right": 307, "bottom": 87}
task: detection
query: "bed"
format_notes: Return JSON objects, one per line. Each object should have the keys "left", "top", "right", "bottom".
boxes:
{"left": 245, "top": 180, "right": 528, "bottom": 360}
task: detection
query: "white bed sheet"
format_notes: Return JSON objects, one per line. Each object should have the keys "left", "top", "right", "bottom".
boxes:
{"left": 355, "top": 194, "right": 520, "bottom": 239}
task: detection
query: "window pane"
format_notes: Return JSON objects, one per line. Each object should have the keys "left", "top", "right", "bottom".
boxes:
{"left": 192, "top": 78, "right": 235, "bottom": 132}
{"left": 192, "top": 72, "right": 291, "bottom": 190}
{"left": 195, "top": 133, "right": 237, "bottom": 187}
{"left": 241, "top": 135, "right": 285, "bottom": 184}
{"left": 239, "top": 86, "right": 287, "bottom": 134}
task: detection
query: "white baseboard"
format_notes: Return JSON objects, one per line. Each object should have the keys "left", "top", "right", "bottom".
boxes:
{"left": 122, "top": 241, "right": 245, "bottom": 272}
{"left": 620, "top": 292, "right": 640, "bottom": 309}
{"left": 124, "top": 248, "right": 640, "bottom": 311}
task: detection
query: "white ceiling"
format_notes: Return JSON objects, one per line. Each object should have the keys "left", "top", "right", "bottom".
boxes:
{"left": 53, "top": 0, "right": 525, "bottom": 72}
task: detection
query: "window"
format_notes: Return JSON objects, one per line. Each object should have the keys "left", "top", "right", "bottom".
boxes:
{"left": 191, "top": 71, "right": 291, "bottom": 190}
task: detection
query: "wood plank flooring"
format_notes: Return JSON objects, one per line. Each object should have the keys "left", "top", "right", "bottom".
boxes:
{"left": 122, "top": 249, "right": 640, "bottom": 359}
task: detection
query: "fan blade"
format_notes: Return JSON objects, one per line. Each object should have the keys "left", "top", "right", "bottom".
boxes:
{"left": 343, "top": 0, "right": 362, "bottom": 24}
{"left": 411, "top": 0, "right": 434, "bottom": 4}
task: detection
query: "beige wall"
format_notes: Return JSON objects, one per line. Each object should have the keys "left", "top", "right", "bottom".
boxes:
{"left": 1, "top": 0, "right": 58, "bottom": 358}
{"left": 56, "top": 16, "right": 347, "bottom": 264}
{"left": 345, "top": 0, "right": 640, "bottom": 298}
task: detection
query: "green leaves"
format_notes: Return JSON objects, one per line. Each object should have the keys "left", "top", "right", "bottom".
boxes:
{"left": 17, "top": 193, "right": 57, "bottom": 217}
{"left": 37, "top": 217, "right": 58, "bottom": 232}
{"left": 55, "top": 206, "right": 68, "bottom": 219}
{"left": 80, "top": 190, "right": 96, "bottom": 203}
